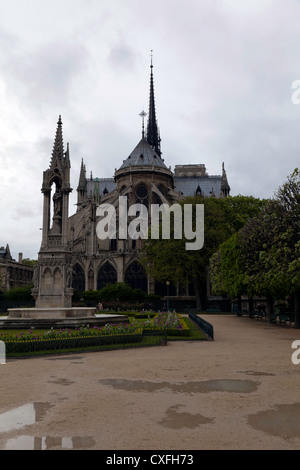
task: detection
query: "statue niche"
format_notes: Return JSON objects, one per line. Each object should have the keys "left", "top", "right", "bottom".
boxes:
{"left": 51, "top": 181, "right": 62, "bottom": 234}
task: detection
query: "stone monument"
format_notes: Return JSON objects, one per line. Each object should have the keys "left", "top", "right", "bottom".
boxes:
{"left": 4, "top": 117, "right": 126, "bottom": 328}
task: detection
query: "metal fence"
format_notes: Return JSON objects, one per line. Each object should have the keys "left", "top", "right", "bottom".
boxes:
{"left": 188, "top": 313, "right": 214, "bottom": 340}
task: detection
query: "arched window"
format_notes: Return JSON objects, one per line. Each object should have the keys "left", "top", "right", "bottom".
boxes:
{"left": 97, "top": 262, "right": 117, "bottom": 290}
{"left": 125, "top": 261, "right": 147, "bottom": 292}
{"left": 135, "top": 184, "right": 148, "bottom": 208}
{"left": 110, "top": 239, "right": 117, "bottom": 251}
{"left": 72, "top": 264, "right": 85, "bottom": 293}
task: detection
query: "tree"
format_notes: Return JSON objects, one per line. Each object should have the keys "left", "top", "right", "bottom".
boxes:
{"left": 142, "top": 195, "right": 264, "bottom": 311}
{"left": 210, "top": 170, "right": 300, "bottom": 327}
{"left": 210, "top": 232, "right": 247, "bottom": 311}
{"left": 21, "top": 259, "right": 38, "bottom": 266}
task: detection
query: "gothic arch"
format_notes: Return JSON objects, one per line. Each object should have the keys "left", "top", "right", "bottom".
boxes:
{"left": 42, "top": 267, "right": 52, "bottom": 291}
{"left": 97, "top": 262, "right": 117, "bottom": 290}
{"left": 125, "top": 260, "right": 147, "bottom": 292}
{"left": 53, "top": 267, "right": 62, "bottom": 292}
{"left": 88, "top": 268, "right": 94, "bottom": 290}
{"left": 72, "top": 263, "right": 85, "bottom": 293}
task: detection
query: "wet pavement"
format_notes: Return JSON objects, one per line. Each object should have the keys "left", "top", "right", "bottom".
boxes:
{"left": 0, "top": 314, "right": 300, "bottom": 450}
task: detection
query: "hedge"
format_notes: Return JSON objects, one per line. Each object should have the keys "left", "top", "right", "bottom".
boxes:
{"left": 5, "top": 331, "right": 143, "bottom": 355}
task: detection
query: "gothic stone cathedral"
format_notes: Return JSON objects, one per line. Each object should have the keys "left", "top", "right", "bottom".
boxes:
{"left": 32, "top": 62, "right": 230, "bottom": 309}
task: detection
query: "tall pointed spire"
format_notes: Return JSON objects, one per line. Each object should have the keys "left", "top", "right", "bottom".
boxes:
{"left": 221, "top": 162, "right": 230, "bottom": 197}
{"left": 50, "top": 115, "right": 64, "bottom": 169}
{"left": 76, "top": 158, "right": 87, "bottom": 209}
{"left": 78, "top": 158, "right": 86, "bottom": 190}
{"left": 146, "top": 51, "right": 161, "bottom": 157}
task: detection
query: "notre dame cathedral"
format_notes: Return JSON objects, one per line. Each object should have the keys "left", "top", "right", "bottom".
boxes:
{"left": 32, "top": 60, "right": 230, "bottom": 309}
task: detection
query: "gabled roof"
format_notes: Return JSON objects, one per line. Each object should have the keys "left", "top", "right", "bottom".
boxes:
{"left": 118, "top": 137, "right": 168, "bottom": 171}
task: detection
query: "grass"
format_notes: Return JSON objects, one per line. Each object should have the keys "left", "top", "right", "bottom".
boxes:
{"left": 1, "top": 313, "right": 208, "bottom": 358}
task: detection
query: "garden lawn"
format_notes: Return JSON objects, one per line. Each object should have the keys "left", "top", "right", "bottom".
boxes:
{"left": 0, "top": 313, "right": 208, "bottom": 358}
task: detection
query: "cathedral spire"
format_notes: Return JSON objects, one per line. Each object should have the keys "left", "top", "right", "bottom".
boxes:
{"left": 221, "top": 162, "right": 230, "bottom": 197}
{"left": 50, "top": 115, "right": 64, "bottom": 170}
{"left": 78, "top": 158, "right": 86, "bottom": 190}
{"left": 146, "top": 51, "right": 161, "bottom": 157}
{"left": 76, "top": 158, "right": 87, "bottom": 209}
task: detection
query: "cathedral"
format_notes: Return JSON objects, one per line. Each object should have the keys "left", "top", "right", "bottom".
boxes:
{"left": 32, "top": 60, "right": 230, "bottom": 309}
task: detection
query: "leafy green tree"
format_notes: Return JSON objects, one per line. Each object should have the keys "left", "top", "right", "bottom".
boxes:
{"left": 21, "top": 258, "right": 38, "bottom": 266}
{"left": 210, "top": 170, "right": 300, "bottom": 326}
{"left": 142, "top": 195, "right": 264, "bottom": 311}
{"left": 210, "top": 232, "right": 247, "bottom": 309}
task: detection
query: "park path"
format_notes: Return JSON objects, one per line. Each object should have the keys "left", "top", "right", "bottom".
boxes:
{"left": 0, "top": 314, "right": 300, "bottom": 450}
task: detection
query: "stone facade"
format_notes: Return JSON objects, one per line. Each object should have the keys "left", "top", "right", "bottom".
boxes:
{"left": 32, "top": 62, "right": 230, "bottom": 307}
{"left": 0, "top": 246, "right": 33, "bottom": 291}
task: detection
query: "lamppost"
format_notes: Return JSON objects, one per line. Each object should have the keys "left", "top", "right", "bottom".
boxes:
{"left": 166, "top": 281, "right": 170, "bottom": 312}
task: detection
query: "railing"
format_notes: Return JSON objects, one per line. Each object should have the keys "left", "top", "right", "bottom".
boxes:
{"left": 188, "top": 313, "right": 214, "bottom": 340}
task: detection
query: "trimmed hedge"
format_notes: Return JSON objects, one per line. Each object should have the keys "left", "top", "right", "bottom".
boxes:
{"left": 5, "top": 331, "right": 143, "bottom": 355}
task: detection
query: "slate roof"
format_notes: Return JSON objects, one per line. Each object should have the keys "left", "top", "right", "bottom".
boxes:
{"left": 86, "top": 174, "right": 223, "bottom": 199}
{"left": 173, "top": 175, "right": 222, "bottom": 197}
{"left": 86, "top": 178, "right": 116, "bottom": 199}
{"left": 118, "top": 137, "right": 167, "bottom": 170}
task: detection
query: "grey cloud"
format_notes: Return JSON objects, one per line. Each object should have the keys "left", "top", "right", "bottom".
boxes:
{"left": 1, "top": 35, "right": 90, "bottom": 113}
{"left": 107, "top": 36, "right": 140, "bottom": 73}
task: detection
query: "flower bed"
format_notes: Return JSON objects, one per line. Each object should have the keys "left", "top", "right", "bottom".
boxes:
{"left": 0, "top": 313, "right": 193, "bottom": 356}
{"left": 2, "top": 321, "right": 144, "bottom": 355}
{"left": 143, "top": 312, "right": 190, "bottom": 337}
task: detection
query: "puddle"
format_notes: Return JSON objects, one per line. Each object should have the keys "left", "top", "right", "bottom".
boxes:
{"left": 47, "top": 377, "right": 75, "bottom": 386}
{"left": 0, "top": 403, "right": 52, "bottom": 433}
{"left": 0, "top": 403, "right": 96, "bottom": 449}
{"left": 99, "top": 378, "right": 259, "bottom": 394}
{"left": 238, "top": 370, "right": 275, "bottom": 377}
{"left": 3, "top": 435, "right": 95, "bottom": 450}
{"left": 46, "top": 356, "right": 84, "bottom": 364}
{"left": 248, "top": 403, "right": 300, "bottom": 440}
{"left": 159, "top": 405, "right": 214, "bottom": 429}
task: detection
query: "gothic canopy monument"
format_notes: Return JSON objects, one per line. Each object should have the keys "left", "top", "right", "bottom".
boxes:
{"left": 31, "top": 58, "right": 230, "bottom": 311}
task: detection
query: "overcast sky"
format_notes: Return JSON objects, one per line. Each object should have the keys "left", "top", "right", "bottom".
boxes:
{"left": 1, "top": 0, "right": 300, "bottom": 260}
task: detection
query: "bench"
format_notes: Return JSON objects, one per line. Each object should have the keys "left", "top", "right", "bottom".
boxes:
{"left": 279, "top": 314, "right": 290, "bottom": 326}
{"left": 249, "top": 311, "right": 257, "bottom": 319}
{"left": 254, "top": 311, "right": 266, "bottom": 321}
{"left": 270, "top": 313, "right": 278, "bottom": 323}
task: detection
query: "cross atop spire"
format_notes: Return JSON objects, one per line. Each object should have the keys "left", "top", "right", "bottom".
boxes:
{"left": 139, "top": 110, "right": 147, "bottom": 138}
{"left": 146, "top": 52, "right": 161, "bottom": 157}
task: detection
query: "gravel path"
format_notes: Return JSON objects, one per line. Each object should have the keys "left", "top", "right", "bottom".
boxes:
{"left": 0, "top": 314, "right": 300, "bottom": 450}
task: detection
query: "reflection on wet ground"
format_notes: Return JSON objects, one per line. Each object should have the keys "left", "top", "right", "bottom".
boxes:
{"left": 160, "top": 405, "right": 214, "bottom": 429}
{"left": 99, "top": 378, "right": 260, "bottom": 394}
{"left": 0, "top": 403, "right": 52, "bottom": 434}
{"left": 0, "top": 402, "right": 96, "bottom": 450}
{"left": 248, "top": 403, "right": 300, "bottom": 439}
{"left": 4, "top": 435, "right": 95, "bottom": 450}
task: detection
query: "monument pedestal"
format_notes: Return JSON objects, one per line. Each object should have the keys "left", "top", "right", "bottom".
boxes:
{"left": 7, "top": 307, "right": 96, "bottom": 320}
{"left": 2, "top": 308, "right": 129, "bottom": 329}
{"left": 32, "top": 287, "right": 74, "bottom": 309}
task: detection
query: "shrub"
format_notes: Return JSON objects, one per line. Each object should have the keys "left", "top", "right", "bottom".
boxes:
{"left": 2, "top": 285, "right": 34, "bottom": 302}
